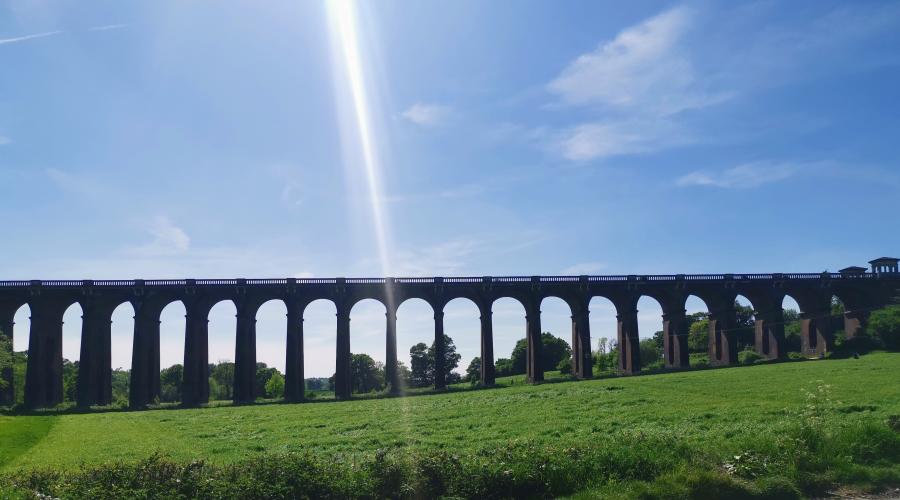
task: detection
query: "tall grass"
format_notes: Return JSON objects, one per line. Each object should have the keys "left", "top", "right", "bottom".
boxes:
{"left": 2, "top": 416, "right": 898, "bottom": 499}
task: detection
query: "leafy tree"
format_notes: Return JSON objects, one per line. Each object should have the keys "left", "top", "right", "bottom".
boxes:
{"left": 596, "top": 337, "right": 609, "bottom": 356}
{"left": 160, "top": 364, "right": 183, "bottom": 402}
{"left": 465, "top": 356, "right": 481, "bottom": 383}
{"left": 509, "top": 332, "right": 571, "bottom": 375}
{"left": 409, "top": 342, "right": 430, "bottom": 388}
{"left": 639, "top": 338, "right": 661, "bottom": 369}
{"left": 63, "top": 359, "right": 78, "bottom": 403}
{"left": 557, "top": 357, "right": 572, "bottom": 374}
{"left": 408, "top": 335, "right": 463, "bottom": 387}
{"left": 494, "top": 357, "right": 514, "bottom": 377}
{"left": 305, "top": 377, "right": 330, "bottom": 391}
{"left": 396, "top": 361, "right": 412, "bottom": 387}
{"left": 734, "top": 302, "right": 757, "bottom": 351}
{"left": 783, "top": 309, "right": 802, "bottom": 352}
{"left": 265, "top": 371, "right": 285, "bottom": 398}
{"left": 869, "top": 304, "right": 900, "bottom": 350}
{"left": 0, "top": 333, "right": 11, "bottom": 392}
{"left": 592, "top": 340, "right": 618, "bottom": 373}
{"left": 686, "top": 303, "right": 755, "bottom": 353}
{"left": 111, "top": 369, "right": 129, "bottom": 406}
{"left": 13, "top": 351, "right": 26, "bottom": 404}
{"left": 255, "top": 363, "right": 279, "bottom": 398}
{"left": 350, "top": 353, "right": 384, "bottom": 393}
{"left": 688, "top": 318, "right": 710, "bottom": 353}
{"left": 427, "top": 334, "right": 462, "bottom": 382}
{"left": 651, "top": 330, "right": 664, "bottom": 351}
{"left": 209, "top": 361, "right": 234, "bottom": 400}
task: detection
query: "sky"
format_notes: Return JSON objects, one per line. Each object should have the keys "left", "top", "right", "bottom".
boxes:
{"left": 2, "top": 0, "right": 899, "bottom": 378}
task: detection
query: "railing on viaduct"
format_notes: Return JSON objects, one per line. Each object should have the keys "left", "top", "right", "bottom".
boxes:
{"left": 0, "top": 271, "right": 897, "bottom": 409}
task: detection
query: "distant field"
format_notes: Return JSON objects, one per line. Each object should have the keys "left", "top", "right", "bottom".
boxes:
{"left": 2, "top": 353, "right": 898, "bottom": 474}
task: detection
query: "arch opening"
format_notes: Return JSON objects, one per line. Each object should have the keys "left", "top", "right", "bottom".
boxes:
{"left": 588, "top": 296, "right": 616, "bottom": 375}
{"left": 491, "top": 297, "right": 527, "bottom": 381}
{"left": 443, "top": 297, "right": 481, "bottom": 385}
{"left": 685, "top": 295, "right": 712, "bottom": 367}
{"left": 255, "top": 299, "right": 287, "bottom": 400}
{"left": 348, "top": 298, "right": 387, "bottom": 395}
{"left": 9, "top": 304, "right": 32, "bottom": 405}
{"left": 110, "top": 301, "right": 135, "bottom": 406}
{"left": 636, "top": 296, "right": 665, "bottom": 371}
{"left": 158, "top": 300, "right": 186, "bottom": 404}
{"left": 781, "top": 295, "right": 803, "bottom": 354}
{"left": 538, "top": 296, "right": 575, "bottom": 378}
{"left": 207, "top": 300, "right": 236, "bottom": 403}
{"left": 734, "top": 295, "right": 757, "bottom": 355}
{"left": 61, "top": 302, "right": 83, "bottom": 404}
{"left": 302, "top": 299, "right": 337, "bottom": 398}
{"left": 396, "top": 298, "right": 435, "bottom": 389}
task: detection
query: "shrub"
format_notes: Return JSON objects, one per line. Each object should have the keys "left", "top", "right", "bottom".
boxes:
{"left": 689, "top": 353, "right": 709, "bottom": 368}
{"left": 738, "top": 349, "right": 762, "bottom": 366}
{"left": 557, "top": 358, "right": 572, "bottom": 375}
{"left": 868, "top": 305, "right": 900, "bottom": 350}
{"left": 787, "top": 352, "right": 803, "bottom": 360}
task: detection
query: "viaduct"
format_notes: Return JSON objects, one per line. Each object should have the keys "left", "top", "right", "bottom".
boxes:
{"left": 1, "top": 258, "right": 898, "bottom": 410}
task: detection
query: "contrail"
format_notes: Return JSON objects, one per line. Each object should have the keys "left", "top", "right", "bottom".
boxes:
{"left": 0, "top": 31, "right": 63, "bottom": 45}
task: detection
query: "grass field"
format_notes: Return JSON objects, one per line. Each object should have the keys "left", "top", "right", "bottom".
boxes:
{"left": 1, "top": 353, "right": 899, "bottom": 498}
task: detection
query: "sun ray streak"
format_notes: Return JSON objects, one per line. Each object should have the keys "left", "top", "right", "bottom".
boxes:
{"left": 327, "top": 0, "right": 392, "bottom": 277}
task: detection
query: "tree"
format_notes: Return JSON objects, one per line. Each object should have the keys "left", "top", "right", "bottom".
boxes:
{"left": 349, "top": 353, "right": 384, "bottom": 393}
{"left": 465, "top": 356, "right": 481, "bottom": 383}
{"left": 651, "top": 331, "right": 664, "bottom": 351}
{"left": 209, "top": 361, "right": 235, "bottom": 400}
{"left": 409, "top": 343, "right": 430, "bottom": 388}
{"left": 593, "top": 340, "right": 618, "bottom": 373}
{"left": 783, "top": 309, "right": 802, "bottom": 352}
{"left": 160, "top": 364, "right": 183, "bottom": 402}
{"left": 408, "top": 335, "right": 463, "bottom": 387}
{"left": 255, "top": 363, "right": 279, "bottom": 398}
{"left": 869, "top": 304, "right": 900, "bottom": 350}
{"left": 0, "top": 333, "right": 12, "bottom": 392}
{"left": 688, "top": 318, "right": 710, "bottom": 353}
{"left": 494, "top": 358, "right": 514, "bottom": 377}
{"left": 111, "top": 369, "right": 129, "bottom": 406}
{"left": 427, "top": 334, "right": 462, "bottom": 382}
{"left": 509, "top": 332, "right": 571, "bottom": 374}
{"left": 63, "top": 359, "right": 78, "bottom": 403}
{"left": 639, "top": 338, "right": 661, "bottom": 368}
{"left": 265, "top": 371, "right": 285, "bottom": 398}
{"left": 396, "top": 361, "right": 412, "bottom": 387}
{"left": 734, "top": 301, "right": 757, "bottom": 350}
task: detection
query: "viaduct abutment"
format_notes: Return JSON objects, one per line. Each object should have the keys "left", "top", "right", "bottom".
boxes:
{"left": 0, "top": 272, "right": 897, "bottom": 409}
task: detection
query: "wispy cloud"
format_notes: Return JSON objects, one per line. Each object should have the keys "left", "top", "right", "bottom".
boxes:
{"left": 401, "top": 103, "right": 451, "bottom": 126}
{"left": 536, "top": 3, "right": 900, "bottom": 163}
{"left": 561, "top": 262, "right": 606, "bottom": 275}
{"left": 390, "top": 238, "right": 479, "bottom": 276}
{"left": 0, "top": 136, "right": 9, "bottom": 146}
{"left": 555, "top": 120, "right": 689, "bottom": 161}
{"left": 676, "top": 162, "right": 800, "bottom": 189}
{"left": 0, "top": 30, "right": 63, "bottom": 46}
{"left": 125, "top": 216, "right": 191, "bottom": 257}
{"left": 544, "top": 7, "right": 727, "bottom": 161}
{"left": 88, "top": 24, "right": 128, "bottom": 32}
{"left": 548, "top": 7, "right": 727, "bottom": 116}
{"left": 45, "top": 168, "right": 105, "bottom": 197}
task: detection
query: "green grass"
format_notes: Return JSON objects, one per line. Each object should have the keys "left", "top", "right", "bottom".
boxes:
{"left": 1, "top": 353, "right": 899, "bottom": 498}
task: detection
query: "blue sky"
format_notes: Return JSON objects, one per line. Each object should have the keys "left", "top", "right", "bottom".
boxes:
{"left": 3, "top": 0, "right": 899, "bottom": 378}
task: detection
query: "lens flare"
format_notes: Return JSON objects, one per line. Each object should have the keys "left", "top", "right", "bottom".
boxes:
{"left": 326, "top": 0, "right": 392, "bottom": 276}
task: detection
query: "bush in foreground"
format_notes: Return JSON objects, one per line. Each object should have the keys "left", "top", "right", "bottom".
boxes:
{"left": 3, "top": 418, "right": 898, "bottom": 499}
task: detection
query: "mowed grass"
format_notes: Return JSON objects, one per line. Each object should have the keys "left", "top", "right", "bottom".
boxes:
{"left": 2, "top": 353, "right": 898, "bottom": 474}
